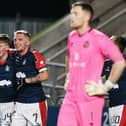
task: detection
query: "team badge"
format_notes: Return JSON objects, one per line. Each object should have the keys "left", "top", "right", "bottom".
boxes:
{"left": 22, "top": 59, "right": 26, "bottom": 65}
{"left": 5, "top": 65, "right": 10, "bottom": 72}
{"left": 83, "top": 41, "right": 89, "bottom": 48}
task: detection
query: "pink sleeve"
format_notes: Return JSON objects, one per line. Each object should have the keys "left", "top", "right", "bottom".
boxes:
{"left": 66, "top": 35, "right": 71, "bottom": 58}
{"left": 99, "top": 35, "right": 125, "bottom": 62}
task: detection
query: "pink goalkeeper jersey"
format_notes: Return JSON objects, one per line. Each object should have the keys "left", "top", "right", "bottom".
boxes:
{"left": 67, "top": 28, "right": 125, "bottom": 102}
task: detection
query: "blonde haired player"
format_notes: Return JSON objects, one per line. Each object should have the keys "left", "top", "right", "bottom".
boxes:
{"left": 11, "top": 30, "right": 48, "bottom": 126}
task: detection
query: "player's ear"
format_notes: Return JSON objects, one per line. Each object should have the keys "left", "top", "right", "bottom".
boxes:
{"left": 26, "top": 40, "right": 30, "bottom": 46}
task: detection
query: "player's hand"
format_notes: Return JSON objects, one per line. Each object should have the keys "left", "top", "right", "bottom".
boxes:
{"left": 85, "top": 80, "right": 114, "bottom": 96}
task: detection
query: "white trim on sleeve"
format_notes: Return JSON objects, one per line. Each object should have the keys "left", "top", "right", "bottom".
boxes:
{"left": 39, "top": 67, "right": 47, "bottom": 72}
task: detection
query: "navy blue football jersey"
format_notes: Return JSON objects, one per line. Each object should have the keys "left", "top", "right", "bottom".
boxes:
{"left": 102, "top": 57, "right": 126, "bottom": 107}
{"left": 13, "top": 48, "right": 47, "bottom": 103}
{"left": 0, "top": 55, "right": 16, "bottom": 102}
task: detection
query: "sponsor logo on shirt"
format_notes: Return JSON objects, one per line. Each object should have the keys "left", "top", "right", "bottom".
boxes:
{"left": 83, "top": 41, "right": 89, "bottom": 48}
{"left": 16, "top": 72, "right": 26, "bottom": 78}
{"left": 74, "top": 52, "right": 79, "bottom": 61}
{"left": 70, "top": 62, "right": 86, "bottom": 68}
{"left": 0, "top": 80, "right": 11, "bottom": 86}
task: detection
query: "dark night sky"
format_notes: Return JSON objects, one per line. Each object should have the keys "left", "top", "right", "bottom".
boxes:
{"left": 0, "top": 1, "right": 70, "bottom": 19}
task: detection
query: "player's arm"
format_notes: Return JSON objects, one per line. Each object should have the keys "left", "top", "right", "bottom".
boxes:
{"left": 64, "top": 55, "right": 69, "bottom": 90}
{"left": 64, "top": 35, "right": 71, "bottom": 90}
{"left": 85, "top": 60, "right": 125, "bottom": 96}
{"left": 85, "top": 35, "right": 126, "bottom": 96}
{"left": 65, "top": 55, "right": 69, "bottom": 73}
{"left": 108, "top": 61, "right": 125, "bottom": 83}
{"left": 25, "top": 50, "right": 48, "bottom": 84}
{"left": 25, "top": 70, "right": 48, "bottom": 84}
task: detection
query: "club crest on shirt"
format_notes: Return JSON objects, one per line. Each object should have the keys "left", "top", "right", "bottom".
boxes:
{"left": 22, "top": 59, "right": 26, "bottom": 65}
{"left": 5, "top": 65, "right": 10, "bottom": 72}
{"left": 83, "top": 41, "right": 89, "bottom": 48}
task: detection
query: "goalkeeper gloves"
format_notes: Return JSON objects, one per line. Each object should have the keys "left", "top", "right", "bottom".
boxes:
{"left": 85, "top": 80, "right": 114, "bottom": 96}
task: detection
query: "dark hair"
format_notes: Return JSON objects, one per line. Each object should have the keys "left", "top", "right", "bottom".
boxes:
{"left": 111, "top": 35, "right": 126, "bottom": 52}
{"left": 0, "top": 34, "right": 10, "bottom": 44}
{"left": 72, "top": 1, "right": 94, "bottom": 20}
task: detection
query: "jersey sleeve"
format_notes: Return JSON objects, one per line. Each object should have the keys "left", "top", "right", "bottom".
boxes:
{"left": 33, "top": 50, "right": 47, "bottom": 73}
{"left": 66, "top": 36, "right": 70, "bottom": 58}
{"left": 67, "top": 31, "right": 75, "bottom": 58}
{"left": 98, "top": 34, "right": 125, "bottom": 62}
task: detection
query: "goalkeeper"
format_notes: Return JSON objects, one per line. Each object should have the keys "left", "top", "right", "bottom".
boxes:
{"left": 57, "top": 1, "right": 126, "bottom": 126}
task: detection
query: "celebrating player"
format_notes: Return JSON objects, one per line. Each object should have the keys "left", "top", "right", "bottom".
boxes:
{"left": 11, "top": 30, "right": 48, "bottom": 126}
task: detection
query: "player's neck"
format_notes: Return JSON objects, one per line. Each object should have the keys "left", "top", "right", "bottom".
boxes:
{"left": 0, "top": 53, "right": 8, "bottom": 64}
{"left": 19, "top": 47, "right": 29, "bottom": 57}
{"left": 77, "top": 24, "right": 91, "bottom": 35}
